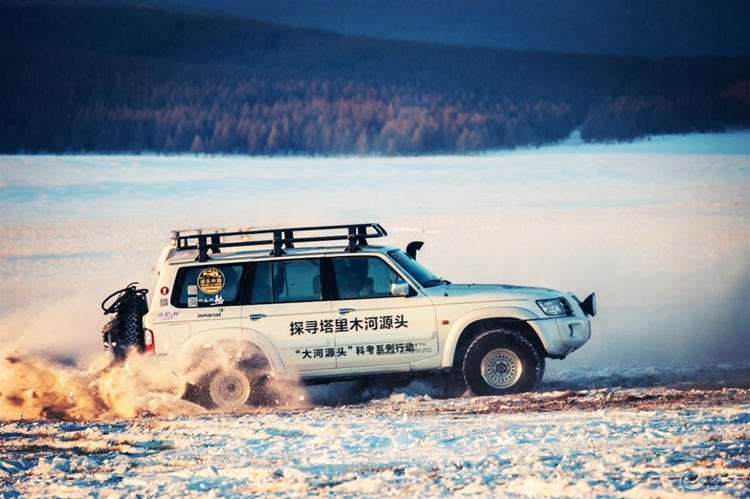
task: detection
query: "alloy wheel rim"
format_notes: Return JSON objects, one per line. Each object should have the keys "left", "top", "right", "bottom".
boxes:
{"left": 480, "top": 348, "right": 522, "bottom": 389}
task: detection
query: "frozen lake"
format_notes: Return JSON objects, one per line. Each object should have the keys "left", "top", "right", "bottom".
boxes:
{"left": 1, "top": 131, "right": 748, "bottom": 366}
{"left": 1, "top": 131, "right": 749, "bottom": 497}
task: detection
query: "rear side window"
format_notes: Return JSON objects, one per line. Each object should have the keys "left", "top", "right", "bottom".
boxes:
{"left": 173, "top": 264, "right": 244, "bottom": 308}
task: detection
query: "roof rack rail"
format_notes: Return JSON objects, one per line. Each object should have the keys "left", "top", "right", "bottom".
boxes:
{"left": 173, "top": 223, "right": 388, "bottom": 262}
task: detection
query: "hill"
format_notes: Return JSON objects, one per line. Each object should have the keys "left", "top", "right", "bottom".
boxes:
{"left": 1, "top": 3, "right": 749, "bottom": 155}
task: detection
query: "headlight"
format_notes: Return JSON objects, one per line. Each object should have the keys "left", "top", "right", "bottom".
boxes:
{"left": 536, "top": 298, "right": 568, "bottom": 317}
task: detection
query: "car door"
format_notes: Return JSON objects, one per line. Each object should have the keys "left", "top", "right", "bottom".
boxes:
{"left": 241, "top": 257, "right": 335, "bottom": 374}
{"left": 330, "top": 254, "right": 439, "bottom": 371}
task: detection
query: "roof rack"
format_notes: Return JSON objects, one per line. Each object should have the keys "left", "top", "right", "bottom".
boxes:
{"left": 172, "top": 223, "right": 388, "bottom": 262}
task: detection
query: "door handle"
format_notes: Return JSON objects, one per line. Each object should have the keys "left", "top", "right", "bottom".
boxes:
{"left": 249, "top": 314, "right": 267, "bottom": 321}
{"left": 337, "top": 308, "right": 355, "bottom": 315}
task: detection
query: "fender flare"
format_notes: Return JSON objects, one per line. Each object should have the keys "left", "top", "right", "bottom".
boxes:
{"left": 178, "top": 327, "right": 286, "bottom": 374}
{"left": 440, "top": 306, "right": 548, "bottom": 367}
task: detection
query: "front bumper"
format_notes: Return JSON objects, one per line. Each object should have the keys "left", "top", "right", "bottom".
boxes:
{"left": 528, "top": 293, "right": 593, "bottom": 358}
{"left": 529, "top": 315, "right": 591, "bottom": 358}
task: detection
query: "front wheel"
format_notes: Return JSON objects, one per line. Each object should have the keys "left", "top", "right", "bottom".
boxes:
{"left": 463, "top": 330, "right": 542, "bottom": 396}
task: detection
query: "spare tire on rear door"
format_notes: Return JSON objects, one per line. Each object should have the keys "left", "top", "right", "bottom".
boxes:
{"left": 101, "top": 283, "right": 149, "bottom": 362}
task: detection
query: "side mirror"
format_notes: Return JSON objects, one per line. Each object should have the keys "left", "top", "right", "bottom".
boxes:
{"left": 391, "top": 280, "right": 410, "bottom": 297}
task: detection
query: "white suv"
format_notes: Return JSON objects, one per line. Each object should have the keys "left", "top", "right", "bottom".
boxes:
{"left": 101, "top": 223, "right": 595, "bottom": 410}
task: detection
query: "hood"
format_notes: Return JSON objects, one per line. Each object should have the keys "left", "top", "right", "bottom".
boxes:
{"left": 421, "top": 282, "right": 564, "bottom": 304}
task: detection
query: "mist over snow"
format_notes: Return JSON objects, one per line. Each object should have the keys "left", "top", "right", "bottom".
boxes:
{"left": 1, "top": 131, "right": 748, "bottom": 369}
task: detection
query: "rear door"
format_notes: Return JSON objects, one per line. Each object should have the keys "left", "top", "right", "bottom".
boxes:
{"left": 241, "top": 257, "right": 335, "bottom": 373}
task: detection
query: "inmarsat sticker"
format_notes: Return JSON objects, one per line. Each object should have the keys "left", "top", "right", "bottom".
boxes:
{"left": 197, "top": 268, "right": 225, "bottom": 295}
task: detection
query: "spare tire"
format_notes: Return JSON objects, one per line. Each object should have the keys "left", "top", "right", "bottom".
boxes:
{"left": 101, "top": 283, "right": 149, "bottom": 362}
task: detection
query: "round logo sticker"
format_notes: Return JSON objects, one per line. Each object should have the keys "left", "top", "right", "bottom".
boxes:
{"left": 160, "top": 286, "right": 169, "bottom": 296}
{"left": 197, "top": 268, "right": 225, "bottom": 295}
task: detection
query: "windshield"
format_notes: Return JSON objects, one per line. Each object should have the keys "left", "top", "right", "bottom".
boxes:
{"left": 387, "top": 249, "right": 444, "bottom": 288}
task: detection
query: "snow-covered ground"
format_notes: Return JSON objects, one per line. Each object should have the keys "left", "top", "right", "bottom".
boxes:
{"left": 1, "top": 386, "right": 749, "bottom": 498}
{"left": 1, "top": 131, "right": 749, "bottom": 497}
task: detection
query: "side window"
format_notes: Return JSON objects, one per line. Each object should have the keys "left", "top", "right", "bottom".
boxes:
{"left": 250, "top": 259, "right": 321, "bottom": 304}
{"left": 174, "top": 264, "right": 244, "bottom": 308}
{"left": 251, "top": 261, "right": 272, "bottom": 304}
{"left": 274, "top": 259, "right": 322, "bottom": 302}
{"left": 332, "top": 256, "right": 400, "bottom": 300}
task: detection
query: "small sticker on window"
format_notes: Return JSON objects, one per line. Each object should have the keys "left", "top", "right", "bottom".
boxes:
{"left": 187, "top": 285, "right": 198, "bottom": 295}
{"left": 197, "top": 268, "right": 225, "bottom": 295}
{"left": 187, "top": 297, "right": 198, "bottom": 308}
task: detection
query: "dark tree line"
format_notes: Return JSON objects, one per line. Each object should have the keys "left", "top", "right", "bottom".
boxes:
{"left": 0, "top": 4, "right": 748, "bottom": 155}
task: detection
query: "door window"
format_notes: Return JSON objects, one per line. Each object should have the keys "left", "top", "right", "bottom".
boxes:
{"left": 251, "top": 259, "right": 322, "bottom": 304}
{"left": 250, "top": 261, "right": 273, "bottom": 304}
{"left": 332, "top": 256, "right": 400, "bottom": 300}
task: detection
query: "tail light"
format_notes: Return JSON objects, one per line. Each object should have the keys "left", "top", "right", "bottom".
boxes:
{"left": 143, "top": 328, "right": 155, "bottom": 355}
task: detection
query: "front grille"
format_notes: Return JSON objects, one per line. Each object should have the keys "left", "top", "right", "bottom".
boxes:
{"left": 561, "top": 298, "right": 574, "bottom": 316}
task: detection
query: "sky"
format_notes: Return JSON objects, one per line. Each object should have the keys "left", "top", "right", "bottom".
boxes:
{"left": 37, "top": 0, "right": 750, "bottom": 58}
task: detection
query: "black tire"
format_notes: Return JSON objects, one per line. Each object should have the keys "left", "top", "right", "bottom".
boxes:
{"left": 101, "top": 284, "right": 148, "bottom": 362}
{"left": 537, "top": 355, "right": 546, "bottom": 387}
{"left": 104, "top": 312, "right": 145, "bottom": 362}
{"left": 462, "top": 330, "right": 542, "bottom": 396}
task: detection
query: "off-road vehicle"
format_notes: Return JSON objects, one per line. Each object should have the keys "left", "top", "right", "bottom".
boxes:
{"left": 101, "top": 223, "right": 595, "bottom": 410}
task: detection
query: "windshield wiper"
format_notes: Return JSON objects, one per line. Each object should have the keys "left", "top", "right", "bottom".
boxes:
{"left": 423, "top": 278, "right": 451, "bottom": 287}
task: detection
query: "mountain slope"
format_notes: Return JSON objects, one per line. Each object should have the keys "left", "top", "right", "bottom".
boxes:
{"left": 1, "top": 4, "right": 748, "bottom": 155}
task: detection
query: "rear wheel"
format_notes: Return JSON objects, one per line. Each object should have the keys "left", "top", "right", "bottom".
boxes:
{"left": 202, "top": 367, "right": 252, "bottom": 411}
{"left": 463, "top": 330, "right": 542, "bottom": 395}
{"left": 185, "top": 342, "right": 276, "bottom": 410}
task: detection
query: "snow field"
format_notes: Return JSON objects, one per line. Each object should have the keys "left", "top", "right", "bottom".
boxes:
{"left": 2, "top": 392, "right": 748, "bottom": 497}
